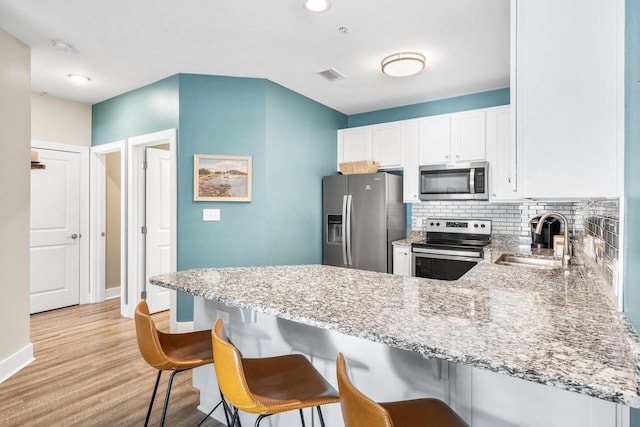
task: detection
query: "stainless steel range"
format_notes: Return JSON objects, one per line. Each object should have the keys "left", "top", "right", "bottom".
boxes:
{"left": 412, "top": 218, "right": 492, "bottom": 280}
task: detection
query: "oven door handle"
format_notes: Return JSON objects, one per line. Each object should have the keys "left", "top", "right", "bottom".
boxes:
{"left": 412, "top": 247, "right": 483, "bottom": 258}
{"left": 413, "top": 252, "right": 483, "bottom": 263}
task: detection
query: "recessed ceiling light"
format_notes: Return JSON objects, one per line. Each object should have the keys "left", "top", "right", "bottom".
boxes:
{"left": 68, "top": 74, "right": 91, "bottom": 84}
{"left": 303, "top": 0, "right": 331, "bottom": 13}
{"left": 51, "top": 40, "right": 77, "bottom": 54}
{"left": 381, "top": 52, "right": 427, "bottom": 77}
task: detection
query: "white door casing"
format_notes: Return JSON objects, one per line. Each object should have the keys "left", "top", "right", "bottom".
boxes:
{"left": 144, "top": 147, "right": 171, "bottom": 313}
{"left": 126, "top": 129, "right": 176, "bottom": 320}
{"left": 89, "top": 141, "right": 126, "bottom": 307}
{"left": 30, "top": 146, "right": 85, "bottom": 313}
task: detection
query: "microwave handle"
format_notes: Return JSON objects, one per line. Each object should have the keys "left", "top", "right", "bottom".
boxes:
{"left": 469, "top": 168, "right": 475, "bottom": 194}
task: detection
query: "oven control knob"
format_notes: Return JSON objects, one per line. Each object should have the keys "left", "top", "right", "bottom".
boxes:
{"left": 435, "top": 222, "right": 440, "bottom": 226}
{"left": 474, "top": 224, "right": 479, "bottom": 228}
{"left": 481, "top": 224, "right": 486, "bottom": 228}
{"left": 430, "top": 222, "right": 434, "bottom": 226}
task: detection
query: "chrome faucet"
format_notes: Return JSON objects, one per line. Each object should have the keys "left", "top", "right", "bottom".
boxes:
{"left": 534, "top": 212, "right": 570, "bottom": 266}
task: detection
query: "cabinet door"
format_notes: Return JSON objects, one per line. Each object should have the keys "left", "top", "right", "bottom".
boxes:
{"left": 451, "top": 110, "right": 486, "bottom": 162}
{"left": 486, "top": 106, "right": 518, "bottom": 200}
{"left": 402, "top": 120, "right": 421, "bottom": 202}
{"left": 393, "top": 245, "right": 411, "bottom": 276}
{"left": 372, "top": 122, "right": 402, "bottom": 169}
{"left": 339, "top": 127, "right": 372, "bottom": 165}
{"left": 419, "top": 115, "right": 451, "bottom": 164}
{"left": 516, "top": 0, "right": 621, "bottom": 198}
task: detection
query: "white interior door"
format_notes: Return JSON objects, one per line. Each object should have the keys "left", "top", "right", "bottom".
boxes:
{"left": 30, "top": 149, "right": 81, "bottom": 313}
{"left": 145, "top": 147, "right": 171, "bottom": 313}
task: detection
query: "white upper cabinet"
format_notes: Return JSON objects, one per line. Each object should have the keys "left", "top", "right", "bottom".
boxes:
{"left": 338, "top": 127, "right": 372, "bottom": 165}
{"left": 451, "top": 110, "right": 486, "bottom": 162}
{"left": 486, "top": 105, "right": 519, "bottom": 200}
{"left": 337, "top": 122, "right": 402, "bottom": 169}
{"left": 419, "top": 115, "right": 451, "bottom": 164}
{"left": 515, "top": 0, "right": 623, "bottom": 198}
{"left": 401, "top": 120, "right": 421, "bottom": 203}
{"left": 419, "top": 109, "right": 486, "bottom": 165}
{"left": 371, "top": 123, "right": 403, "bottom": 169}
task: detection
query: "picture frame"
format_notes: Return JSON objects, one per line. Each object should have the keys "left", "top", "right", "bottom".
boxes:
{"left": 194, "top": 154, "right": 252, "bottom": 202}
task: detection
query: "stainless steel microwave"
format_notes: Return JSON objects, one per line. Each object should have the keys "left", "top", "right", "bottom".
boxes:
{"left": 419, "top": 161, "right": 489, "bottom": 201}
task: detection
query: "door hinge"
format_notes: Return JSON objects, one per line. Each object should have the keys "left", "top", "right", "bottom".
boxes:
{"left": 141, "top": 291, "right": 147, "bottom": 300}
{"left": 142, "top": 160, "right": 148, "bottom": 170}
{"left": 141, "top": 225, "right": 147, "bottom": 234}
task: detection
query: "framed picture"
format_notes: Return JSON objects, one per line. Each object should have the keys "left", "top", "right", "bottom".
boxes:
{"left": 194, "top": 154, "right": 252, "bottom": 202}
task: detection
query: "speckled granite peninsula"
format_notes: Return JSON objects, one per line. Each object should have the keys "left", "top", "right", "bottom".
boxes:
{"left": 150, "top": 240, "right": 640, "bottom": 409}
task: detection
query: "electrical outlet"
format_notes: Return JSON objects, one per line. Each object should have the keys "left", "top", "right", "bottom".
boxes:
{"left": 217, "top": 309, "right": 230, "bottom": 326}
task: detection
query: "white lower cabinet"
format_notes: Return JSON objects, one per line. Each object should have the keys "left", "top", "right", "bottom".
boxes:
{"left": 455, "top": 364, "right": 628, "bottom": 427}
{"left": 392, "top": 245, "right": 411, "bottom": 276}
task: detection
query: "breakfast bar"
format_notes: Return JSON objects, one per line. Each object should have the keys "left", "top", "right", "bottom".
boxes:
{"left": 150, "top": 242, "right": 640, "bottom": 426}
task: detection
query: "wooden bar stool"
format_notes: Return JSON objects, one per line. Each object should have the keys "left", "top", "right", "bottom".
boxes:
{"left": 336, "top": 353, "right": 470, "bottom": 427}
{"left": 134, "top": 301, "right": 230, "bottom": 427}
{"left": 211, "top": 318, "right": 340, "bottom": 427}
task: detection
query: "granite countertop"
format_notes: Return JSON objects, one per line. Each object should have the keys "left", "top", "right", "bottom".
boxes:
{"left": 150, "top": 239, "right": 640, "bottom": 408}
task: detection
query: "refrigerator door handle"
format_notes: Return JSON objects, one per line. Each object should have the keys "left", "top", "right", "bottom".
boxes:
{"left": 346, "top": 194, "right": 353, "bottom": 266}
{"left": 341, "top": 195, "right": 348, "bottom": 266}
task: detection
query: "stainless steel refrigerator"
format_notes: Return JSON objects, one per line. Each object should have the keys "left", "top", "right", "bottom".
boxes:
{"left": 323, "top": 172, "right": 406, "bottom": 273}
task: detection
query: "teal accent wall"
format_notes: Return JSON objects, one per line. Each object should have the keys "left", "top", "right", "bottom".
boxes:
{"left": 92, "top": 75, "right": 179, "bottom": 145}
{"left": 347, "top": 88, "right": 510, "bottom": 127}
{"left": 624, "top": 0, "right": 640, "bottom": 424}
{"left": 91, "top": 73, "right": 346, "bottom": 321}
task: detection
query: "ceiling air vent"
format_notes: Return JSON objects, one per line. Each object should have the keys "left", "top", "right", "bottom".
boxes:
{"left": 318, "top": 68, "right": 346, "bottom": 82}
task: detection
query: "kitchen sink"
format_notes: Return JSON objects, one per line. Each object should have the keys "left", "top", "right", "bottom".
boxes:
{"left": 495, "top": 254, "right": 563, "bottom": 270}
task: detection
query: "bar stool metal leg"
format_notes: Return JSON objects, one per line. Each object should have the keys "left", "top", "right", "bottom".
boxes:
{"left": 144, "top": 370, "right": 163, "bottom": 427}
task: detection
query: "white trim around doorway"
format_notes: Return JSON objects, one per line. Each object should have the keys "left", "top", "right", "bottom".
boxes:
{"left": 90, "top": 141, "right": 126, "bottom": 307}
{"left": 126, "top": 129, "right": 177, "bottom": 320}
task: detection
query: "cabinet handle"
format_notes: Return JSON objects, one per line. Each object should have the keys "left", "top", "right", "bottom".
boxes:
{"left": 508, "top": 177, "right": 511, "bottom": 183}
{"left": 455, "top": 155, "right": 460, "bottom": 159}
{"left": 445, "top": 155, "right": 449, "bottom": 160}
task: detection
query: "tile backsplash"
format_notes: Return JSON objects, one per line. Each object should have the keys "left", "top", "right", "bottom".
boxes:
{"left": 411, "top": 200, "right": 583, "bottom": 237}
{"left": 411, "top": 198, "right": 621, "bottom": 293}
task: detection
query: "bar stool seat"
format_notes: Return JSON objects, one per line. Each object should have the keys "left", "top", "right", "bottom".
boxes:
{"left": 135, "top": 301, "right": 229, "bottom": 427}
{"left": 212, "top": 318, "right": 340, "bottom": 427}
{"left": 336, "top": 352, "right": 469, "bottom": 427}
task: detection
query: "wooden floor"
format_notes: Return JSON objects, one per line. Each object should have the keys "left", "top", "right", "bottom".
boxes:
{"left": 0, "top": 299, "right": 225, "bottom": 426}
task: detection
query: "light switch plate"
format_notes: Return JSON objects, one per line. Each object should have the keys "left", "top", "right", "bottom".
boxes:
{"left": 203, "top": 209, "right": 220, "bottom": 221}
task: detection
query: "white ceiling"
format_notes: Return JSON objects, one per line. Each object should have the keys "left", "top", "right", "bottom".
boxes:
{"left": 0, "top": 0, "right": 510, "bottom": 115}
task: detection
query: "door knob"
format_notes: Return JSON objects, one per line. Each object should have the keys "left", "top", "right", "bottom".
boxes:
{"left": 69, "top": 233, "right": 79, "bottom": 239}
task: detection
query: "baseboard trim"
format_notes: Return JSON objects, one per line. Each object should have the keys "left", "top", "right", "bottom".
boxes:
{"left": 105, "top": 287, "right": 121, "bottom": 300}
{"left": 0, "top": 343, "right": 34, "bottom": 384}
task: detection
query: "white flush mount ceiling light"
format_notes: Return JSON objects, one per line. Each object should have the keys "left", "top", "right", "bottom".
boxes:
{"left": 381, "top": 52, "right": 427, "bottom": 77}
{"left": 303, "top": 0, "right": 331, "bottom": 13}
{"left": 68, "top": 74, "right": 91, "bottom": 84}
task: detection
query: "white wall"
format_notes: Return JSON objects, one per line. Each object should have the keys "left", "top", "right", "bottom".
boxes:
{"left": 31, "top": 93, "right": 91, "bottom": 146}
{"left": 0, "top": 27, "right": 32, "bottom": 378}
